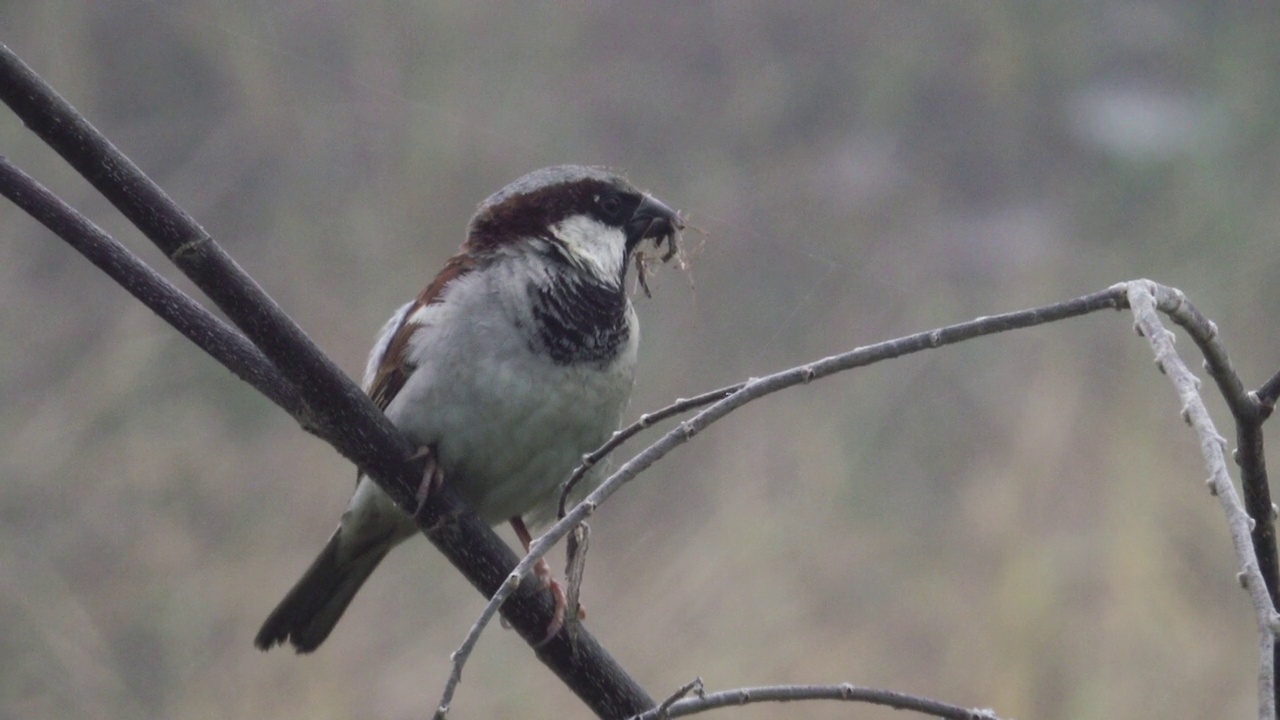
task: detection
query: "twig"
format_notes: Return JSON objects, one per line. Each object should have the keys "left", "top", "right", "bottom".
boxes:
{"left": 1154, "top": 281, "right": 1280, "bottom": 709}
{"left": 1257, "top": 371, "right": 1280, "bottom": 416}
{"left": 1125, "top": 279, "right": 1277, "bottom": 720}
{"left": 653, "top": 678, "right": 704, "bottom": 719}
{"left": 558, "top": 385, "right": 741, "bottom": 518}
{"left": 629, "top": 682, "right": 1003, "bottom": 720}
{"left": 554, "top": 386, "right": 741, "bottom": 622}
{"left": 438, "top": 285, "right": 1129, "bottom": 711}
{"left": 0, "top": 42, "right": 654, "bottom": 718}
{"left": 564, "top": 522, "right": 589, "bottom": 641}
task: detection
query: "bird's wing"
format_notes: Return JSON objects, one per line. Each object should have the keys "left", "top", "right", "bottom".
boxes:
{"left": 363, "top": 252, "right": 479, "bottom": 413}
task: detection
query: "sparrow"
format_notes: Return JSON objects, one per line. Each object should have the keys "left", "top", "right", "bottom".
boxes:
{"left": 254, "top": 165, "right": 682, "bottom": 653}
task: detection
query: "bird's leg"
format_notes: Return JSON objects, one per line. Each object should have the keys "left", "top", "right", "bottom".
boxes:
{"left": 510, "top": 515, "right": 567, "bottom": 646}
{"left": 410, "top": 446, "right": 444, "bottom": 517}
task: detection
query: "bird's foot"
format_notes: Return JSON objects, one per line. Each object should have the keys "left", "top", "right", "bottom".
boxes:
{"left": 410, "top": 446, "right": 444, "bottom": 518}
{"left": 532, "top": 556, "right": 569, "bottom": 647}
{"left": 510, "top": 516, "right": 584, "bottom": 647}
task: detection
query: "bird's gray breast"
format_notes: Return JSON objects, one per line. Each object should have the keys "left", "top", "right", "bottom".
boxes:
{"left": 387, "top": 256, "right": 638, "bottom": 522}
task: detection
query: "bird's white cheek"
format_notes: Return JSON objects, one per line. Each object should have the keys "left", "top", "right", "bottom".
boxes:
{"left": 549, "top": 215, "right": 626, "bottom": 280}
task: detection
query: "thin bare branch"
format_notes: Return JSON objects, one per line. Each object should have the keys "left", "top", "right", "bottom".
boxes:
{"left": 440, "top": 285, "right": 1129, "bottom": 709}
{"left": 653, "top": 677, "right": 704, "bottom": 718}
{"left": 1151, "top": 281, "right": 1280, "bottom": 708}
{"left": 630, "top": 682, "right": 1003, "bottom": 720}
{"left": 1125, "top": 279, "right": 1277, "bottom": 720}
{"left": 558, "top": 384, "right": 740, "bottom": 518}
{"left": 564, "top": 522, "right": 589, "bottom": 639}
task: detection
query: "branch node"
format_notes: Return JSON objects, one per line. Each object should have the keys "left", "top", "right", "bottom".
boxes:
{"left": 505, "top": 570, "right": 525, "bottom": 591}
{"left": 169, "top": 234, "right": 210, "bottom": 262}
{"left": 1207, "top": 478, "right": 1219, "bottom": 496}
{"left": 678, "top": 421, "right": 697, "bottom": 440}
{"left": 655, "top": 677, "right": 705, "bottom": 719}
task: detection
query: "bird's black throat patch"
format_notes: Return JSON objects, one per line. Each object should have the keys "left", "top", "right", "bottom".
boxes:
{"left": 530, "top": 275, "right": 630, "bottom": 366}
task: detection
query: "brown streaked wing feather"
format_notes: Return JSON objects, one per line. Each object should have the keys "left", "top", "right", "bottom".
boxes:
{"left": 365, "top": 253, "right": 479, "bottom": 412}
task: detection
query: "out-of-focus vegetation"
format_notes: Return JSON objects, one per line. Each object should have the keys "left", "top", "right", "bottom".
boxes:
{"left": 2, "top": 3, "right": 1278, "bottom": 718}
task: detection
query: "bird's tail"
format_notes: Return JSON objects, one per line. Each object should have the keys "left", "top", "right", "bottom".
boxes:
{"left": 254, "top": 528, "right": 393, "bottom": 653}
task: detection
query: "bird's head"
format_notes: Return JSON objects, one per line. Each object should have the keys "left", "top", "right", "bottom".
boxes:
{"left": 467, "top": 165, "right": 682, "bottom": 285}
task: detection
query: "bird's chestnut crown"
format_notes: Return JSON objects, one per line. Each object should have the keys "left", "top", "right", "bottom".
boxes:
{"left": 467, "top": 165, "right": 681, "bottom": 265}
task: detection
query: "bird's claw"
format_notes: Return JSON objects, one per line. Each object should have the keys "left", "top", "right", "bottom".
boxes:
{"left": 411, "top": 446, "right": 444, "bottom": 517}
{"left": 532, "top": 558, "right": 568, "bottom": 648}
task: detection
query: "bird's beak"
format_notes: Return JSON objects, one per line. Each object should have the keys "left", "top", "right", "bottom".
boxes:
{"left": 626, "top": 194, "right": 683, "bottom": 259}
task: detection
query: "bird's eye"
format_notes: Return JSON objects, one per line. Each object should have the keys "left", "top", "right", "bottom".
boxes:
{"left": 596, "top": 193, "right": 623, "bottom": 219}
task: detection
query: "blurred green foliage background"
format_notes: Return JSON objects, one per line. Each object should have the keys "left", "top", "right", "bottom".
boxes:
{"left": 2, "top": 3, "right": 1279, "bottom": 718}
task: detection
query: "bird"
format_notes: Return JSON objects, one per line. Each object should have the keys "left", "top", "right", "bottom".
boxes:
{"left": 254, "top": 165, "right": 682, "bottom": 653}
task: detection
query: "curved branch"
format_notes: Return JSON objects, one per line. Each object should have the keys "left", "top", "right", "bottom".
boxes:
{"left": 558, "top": 384, "right": 741, "bottom": 518}
{"left": 1152, "top": 281, "right": 1280, "bottom": 710}
{"left": 440, "top": 285, "right": 1129, "bottom": 709}
{"left": 1125, "top": 279, "right": 1276, "bottom": 720}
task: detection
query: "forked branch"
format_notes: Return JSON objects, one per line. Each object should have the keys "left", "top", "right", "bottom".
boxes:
{"left": 445, "top": 280, "right": 1279, "bottom": 720}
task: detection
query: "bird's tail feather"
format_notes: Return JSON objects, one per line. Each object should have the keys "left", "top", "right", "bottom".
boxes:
{"left": 254, "top": 528, "right": 392, "bottom": 653}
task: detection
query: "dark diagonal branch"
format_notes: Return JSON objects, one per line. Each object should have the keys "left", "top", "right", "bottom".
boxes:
{"left": 0, "top": 42, "right": 653, "bottom": 718}
{"left": 0, "top": 42, "right": 407, "bottom": 492}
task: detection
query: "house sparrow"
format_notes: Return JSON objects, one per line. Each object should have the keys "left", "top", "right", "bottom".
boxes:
{"left": 255, "top": 165, "right": 682, "bottom": 653}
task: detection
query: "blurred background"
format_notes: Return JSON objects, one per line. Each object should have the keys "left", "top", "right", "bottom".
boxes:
{"left": 2, "top": 2, "right": 1278, "bottom": 718}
